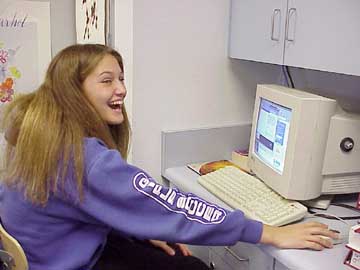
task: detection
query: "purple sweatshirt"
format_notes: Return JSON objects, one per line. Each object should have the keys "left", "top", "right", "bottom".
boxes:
{"left": 0, "top": 137, "right": 262, "bottom": 270}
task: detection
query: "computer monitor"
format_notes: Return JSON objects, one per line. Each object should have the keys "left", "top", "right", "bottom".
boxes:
{"left": 248, "top": 84, "right": 360, "bottom": 201}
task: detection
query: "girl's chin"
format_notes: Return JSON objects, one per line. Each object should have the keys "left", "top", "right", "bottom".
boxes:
{"left": 106, "top": 116, "right": 124, "bottom": 125}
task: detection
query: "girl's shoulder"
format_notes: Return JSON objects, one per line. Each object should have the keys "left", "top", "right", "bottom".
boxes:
{"left": 83, "top": 137, "right": 124, "bottom": 170}
{"left": 83, "top": 137, "right": 109, "bottom": 159}
{"left": 84, "top": 137, "right": 107, "bottom": 149}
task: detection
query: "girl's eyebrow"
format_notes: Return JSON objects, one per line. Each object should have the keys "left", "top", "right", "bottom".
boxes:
{"left": 98, "top": 71, "right": 124, "bottom": 76}
{"left": 98, "top": 71, "right": 113, "bottom": 76}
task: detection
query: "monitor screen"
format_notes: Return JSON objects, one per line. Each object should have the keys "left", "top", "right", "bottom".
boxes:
{"left": 254, "top": 98, "right": 292, "bottom": 175}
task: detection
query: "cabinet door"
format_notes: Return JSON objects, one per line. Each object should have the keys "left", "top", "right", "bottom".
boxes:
{"left": 229, "top": 0, "right": 288, "bottom": 65}
{"left": 209, "top": 244, "right": 274, "bottom": 270}
{"left": 230, "top": 243, "right": 274, "bottom": 270}
{"left": 284, "top": 0, "right": 360, "bottom": 76}
{"left": 187, "top": 245, "right": 210, "bottom": 266}
{"left": 274, "top": 260, "right": 291, "bottom": 270}
{"left": 210, "top": 246, "right": 249, "bottom": 270}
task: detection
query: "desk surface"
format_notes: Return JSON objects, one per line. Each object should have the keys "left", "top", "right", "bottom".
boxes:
{"left": 163, "top": 166, "right": 358, "bottom": 270}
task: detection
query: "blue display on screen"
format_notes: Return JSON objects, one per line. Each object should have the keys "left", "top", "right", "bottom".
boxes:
{"left": 254, "top": 98, "right": 292, "bottom": 174}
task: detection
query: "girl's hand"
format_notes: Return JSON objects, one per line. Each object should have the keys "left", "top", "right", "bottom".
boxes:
{"left": 149, "top": 240, "right": 192, "bottom": 256}
{"left": 260, "top": 222, "right": 340, "bottom": 250}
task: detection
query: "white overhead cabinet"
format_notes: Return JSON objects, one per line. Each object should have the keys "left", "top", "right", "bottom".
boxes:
{"left": 229, "top": 0, "right": 360, "bottom": 76}
{"left": 229, "top": 0, "right": 287, "bottom": 65}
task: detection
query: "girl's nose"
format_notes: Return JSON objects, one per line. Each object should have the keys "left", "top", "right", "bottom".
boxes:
{"left": 115, "top": 80, "right": 126, "bottom": 97}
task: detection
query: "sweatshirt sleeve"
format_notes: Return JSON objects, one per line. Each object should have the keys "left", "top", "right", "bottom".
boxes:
{"left": 72, "top": 138, "right": 263, "bottom": 246}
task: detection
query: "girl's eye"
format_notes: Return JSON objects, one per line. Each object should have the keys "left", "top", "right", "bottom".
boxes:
{"left": 102, "top": 79, "right": 112, "bottom": 84}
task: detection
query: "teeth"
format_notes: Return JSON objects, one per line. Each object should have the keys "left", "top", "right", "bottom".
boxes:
{"left": 109, "top": 100, "right": 123, "bottom": 106}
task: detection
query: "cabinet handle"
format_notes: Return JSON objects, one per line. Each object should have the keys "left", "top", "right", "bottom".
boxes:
{"left": 285, "top": 7, "right": 297, "bottom": 42}
{"left": 224, "top": 247, "right": 249, "bottom": 262}
{"left": 271, "top": 9, "right": 281, "bottom": 41}
{"left": 209, "top": 261, "right": 216, "bottom": 269}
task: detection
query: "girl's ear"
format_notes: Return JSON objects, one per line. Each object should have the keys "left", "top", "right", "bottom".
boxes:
{"left": 4, "top": 125, "right": 19, "bottom": 146}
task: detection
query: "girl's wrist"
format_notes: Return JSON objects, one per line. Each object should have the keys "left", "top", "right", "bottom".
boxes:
{"left": 260, "top": 224, "right": 277, "bottom": 245}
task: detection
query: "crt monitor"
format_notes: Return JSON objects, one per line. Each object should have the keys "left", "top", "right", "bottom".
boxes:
{"left": 248, "top": 84, "right": 360, "bottom": 201}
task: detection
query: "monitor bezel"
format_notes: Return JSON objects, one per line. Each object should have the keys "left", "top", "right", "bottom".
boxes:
{"left": 248, "top": 84, "right": 337, "bottom": 200}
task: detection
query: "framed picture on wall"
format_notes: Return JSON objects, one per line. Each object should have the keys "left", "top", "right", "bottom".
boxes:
{"left": 76, "top": 0, "right": 110, "bottom": 45}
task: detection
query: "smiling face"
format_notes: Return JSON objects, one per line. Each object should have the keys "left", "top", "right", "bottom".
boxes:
{"left": 82, "top": 54, "right": 126, "bottom": 125}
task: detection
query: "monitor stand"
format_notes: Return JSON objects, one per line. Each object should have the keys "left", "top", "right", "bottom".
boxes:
{"left": 302, "top": 195, "right": 334, "bottom": 210}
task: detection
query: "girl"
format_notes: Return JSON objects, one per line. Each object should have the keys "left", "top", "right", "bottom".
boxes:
{"left": 0, "top": 44, "right": 337, "bottom": 270}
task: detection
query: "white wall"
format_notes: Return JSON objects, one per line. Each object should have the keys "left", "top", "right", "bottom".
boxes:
{"left": 115, "top": 0, "right": 280, "bottom": 181}
{"left": 115, "top": 1, "right": 360, "bottom": 182}
{"left": 113, "top": 0, "right": 134, "bottom": 161}
{"left": 30, "top": 0, "right": 76, "bottom": 56}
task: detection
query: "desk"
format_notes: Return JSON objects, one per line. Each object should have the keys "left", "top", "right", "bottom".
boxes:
{"left": 163, "top": 166, "right": 358, "bottom": 270}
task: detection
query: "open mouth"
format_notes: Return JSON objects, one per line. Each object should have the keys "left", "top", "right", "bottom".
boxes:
{"left": 108, "top": 100, "right": 122, "bottom": 110}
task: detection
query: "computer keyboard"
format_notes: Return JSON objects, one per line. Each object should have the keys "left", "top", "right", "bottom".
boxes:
{"left": 197, "top": 166, "right": 308, "bottom": 226}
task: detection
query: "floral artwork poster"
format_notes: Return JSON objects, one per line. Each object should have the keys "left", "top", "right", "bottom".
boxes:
{"left": 0, "top": 1, "right": 51, "bottom": 103}
{"left": 0, "top": 25, "right": 38, "bottom": 103}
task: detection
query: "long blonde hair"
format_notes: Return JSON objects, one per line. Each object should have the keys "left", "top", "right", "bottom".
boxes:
{"left": 1, "top": 44, "right": 131, "bottom": 205}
